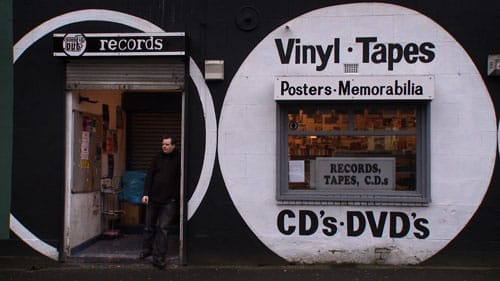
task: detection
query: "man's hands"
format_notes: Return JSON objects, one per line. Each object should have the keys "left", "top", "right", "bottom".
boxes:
{"left": 142, "top": 195, "right": 149, "bottom": 205}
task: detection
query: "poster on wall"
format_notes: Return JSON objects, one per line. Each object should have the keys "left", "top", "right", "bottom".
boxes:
{"left": 72, "top": 112, "right": 102, "bottom": 193}
{"left": 116, "top": 105, "right": 123, "bottom": 129}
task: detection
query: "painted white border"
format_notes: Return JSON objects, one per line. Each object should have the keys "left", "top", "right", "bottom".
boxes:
{"left": 9, "top": 215, "right": 59, "bottom": 260}
{"left": 12, "top": 9, "right": 216, "bottom": 260}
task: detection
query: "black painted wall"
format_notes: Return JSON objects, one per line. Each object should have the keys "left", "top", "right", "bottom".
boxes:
{"left": 7, "top": 0, "right": 500, "bottom": 265}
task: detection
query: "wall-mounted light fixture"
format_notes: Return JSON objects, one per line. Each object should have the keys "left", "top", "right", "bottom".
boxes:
{"left": 487, "top": 55, "right": 500, "bottom": 76}
{"left": 205, "top": 60, "right": 224, "bottom": 80}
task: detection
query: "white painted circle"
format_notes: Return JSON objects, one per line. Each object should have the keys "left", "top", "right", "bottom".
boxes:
{"left": 218, "top": 3, "right": 496, "bottom": 264}
{"left": 12, "top": 9, "right": 216, "bottom": 259}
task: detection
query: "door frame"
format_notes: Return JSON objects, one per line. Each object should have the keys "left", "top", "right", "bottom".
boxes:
{"left": 62, "top": 64, "right": 186, "bottom": 262}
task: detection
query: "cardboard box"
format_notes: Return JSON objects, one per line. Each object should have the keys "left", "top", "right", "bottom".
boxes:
{"left": 120, "top": 201, "right": 142, "bottom": 225}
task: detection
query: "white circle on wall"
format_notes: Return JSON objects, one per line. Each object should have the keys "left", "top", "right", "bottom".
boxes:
{"left": 218, "top": 3, "right": 496, "bottom": 264}
{"left": 12, "top": 9, "right": 216, "bottom": 259}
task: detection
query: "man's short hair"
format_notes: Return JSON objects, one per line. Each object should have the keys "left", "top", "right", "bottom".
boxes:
{"left": 162, "top": 135, "right": 177, "bottom": 145}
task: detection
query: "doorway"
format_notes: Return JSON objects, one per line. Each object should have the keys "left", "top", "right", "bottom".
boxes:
{"left": 63, "top": 58, "right": 185, "bottom": 263}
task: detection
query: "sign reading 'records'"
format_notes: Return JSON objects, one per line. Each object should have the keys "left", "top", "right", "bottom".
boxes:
{"left": 53, "top": 32, "right": 185, "bottom": 57}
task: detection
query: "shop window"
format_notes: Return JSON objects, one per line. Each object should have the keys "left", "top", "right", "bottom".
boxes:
{"left": 277, "top": 101, "right": 430, "bottom": 205}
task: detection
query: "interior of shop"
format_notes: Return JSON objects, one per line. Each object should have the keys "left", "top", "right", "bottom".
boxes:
{"left": 66, "top": 89, "right": 182, "bottom": 262}
{"left": 286, "top": 103, "right": 418, "bottom": 192}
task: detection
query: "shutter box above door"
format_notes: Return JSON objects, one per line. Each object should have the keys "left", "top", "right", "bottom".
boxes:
{"left": 66, "top": 58, "right": 185, "bottom": 91}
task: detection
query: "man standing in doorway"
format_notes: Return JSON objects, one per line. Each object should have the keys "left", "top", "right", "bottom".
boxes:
{"left": 140, "top": 135, "right": 180, "bottom": 269}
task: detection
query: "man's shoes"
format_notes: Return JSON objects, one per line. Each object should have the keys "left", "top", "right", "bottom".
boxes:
{"left": 139, "top": 250, "right": 152, "bottom": 259}
{"left": 151, "top": 257, "right": 166, "bottom": 269}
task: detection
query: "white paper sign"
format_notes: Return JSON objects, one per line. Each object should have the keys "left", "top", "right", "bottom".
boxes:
{"left": 289, "top": 160, "right": 305, "bottom": 183}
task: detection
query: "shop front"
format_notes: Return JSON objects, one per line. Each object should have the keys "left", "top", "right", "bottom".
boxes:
{"left": 218, "top": 3, "right": 496, "bottom": 264}
{"left": 59, "top": 33, "right": 186, "bottom": 260}
{"left": 7, "top": 1, "right": 500, "bottom": 266}
{"left": 9, "top": 9, "right": 216, "bottom": 263}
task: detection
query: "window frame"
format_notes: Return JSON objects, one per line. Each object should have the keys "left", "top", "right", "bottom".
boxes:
{"left": 276, "top": 100, "right": 431, "bottom": 205}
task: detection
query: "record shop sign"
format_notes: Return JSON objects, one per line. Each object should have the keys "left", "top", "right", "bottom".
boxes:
{"left": 315, "top": 157, "right": 395, "bottom": 190}
{"left": 275, "top": 75, "right": 434, "bottom": 101}
{"left": 53, "top": 32, "right": 185, "bottom": 57}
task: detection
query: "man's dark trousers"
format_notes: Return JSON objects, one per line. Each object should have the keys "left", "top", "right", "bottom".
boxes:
{"left": 142, "top": 200, "right": 178, "bottom": 262}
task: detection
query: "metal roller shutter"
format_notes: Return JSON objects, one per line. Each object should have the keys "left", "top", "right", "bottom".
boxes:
{"left": 127, "top": 112, "right": 182, "bottom": 171}
{"left": 66, "top": 58, "right": 185, "bottom": 91}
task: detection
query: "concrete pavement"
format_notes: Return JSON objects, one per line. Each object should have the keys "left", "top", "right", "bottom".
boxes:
{"left": 1, "top": 257, "right": 500, "bottom": 281}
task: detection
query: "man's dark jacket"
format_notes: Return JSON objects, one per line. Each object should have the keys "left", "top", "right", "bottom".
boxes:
{"left": 143, "top": 150, "right": 180, "bottom": 204}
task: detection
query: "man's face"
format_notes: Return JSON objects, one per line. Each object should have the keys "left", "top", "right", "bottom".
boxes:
{"left": 161, "top": 138, "right": 175, "bottom": 154}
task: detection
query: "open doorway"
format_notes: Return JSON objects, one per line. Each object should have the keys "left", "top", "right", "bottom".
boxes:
{"left": 63, "top": 58, "right": 185, "bottom": 263}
